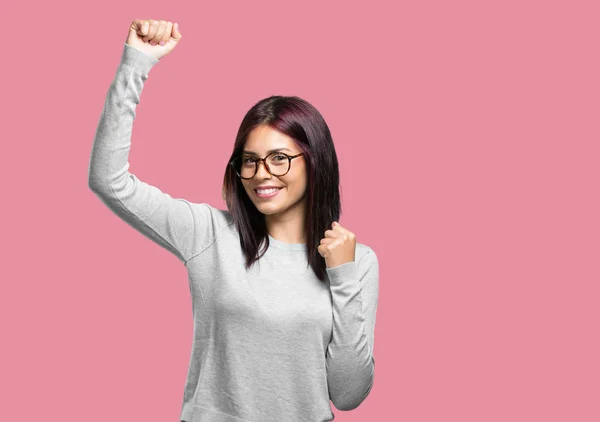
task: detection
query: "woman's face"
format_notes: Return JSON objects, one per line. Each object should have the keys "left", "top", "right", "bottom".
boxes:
{"left": 240, "top": 125, "right": 307, "bottom": 218}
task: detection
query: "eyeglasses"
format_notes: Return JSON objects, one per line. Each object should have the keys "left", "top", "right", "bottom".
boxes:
{"left": 230, "top": 152, "right": 304, "bottom": 179}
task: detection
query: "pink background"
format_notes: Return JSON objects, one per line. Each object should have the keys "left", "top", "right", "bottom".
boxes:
{"left": 2, "top": 0, "right": 599, "bottom": 421}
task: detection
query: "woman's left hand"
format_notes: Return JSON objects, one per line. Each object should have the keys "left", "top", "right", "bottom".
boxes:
{"left": 318, "top": 222, "right": 356, "bottom": 268}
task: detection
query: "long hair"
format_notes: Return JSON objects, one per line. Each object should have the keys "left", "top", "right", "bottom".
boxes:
{"left": 222, "top": 95, "right": 341, "bottom": 282}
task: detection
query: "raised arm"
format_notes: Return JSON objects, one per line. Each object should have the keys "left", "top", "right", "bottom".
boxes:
{"left": 325, "top": 247, "right": 380, "bottom": 410}
{"left": 88, "top": 41, "right": 206, "bottom": 264}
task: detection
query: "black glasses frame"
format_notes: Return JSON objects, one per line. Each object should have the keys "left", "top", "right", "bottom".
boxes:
{"left": 230, "top": 152, "right": 304, "bottom": 180}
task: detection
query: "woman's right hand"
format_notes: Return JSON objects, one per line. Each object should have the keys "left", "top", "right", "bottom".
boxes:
{"left": 125, "top": 19, "right": 182, "bottom": 61}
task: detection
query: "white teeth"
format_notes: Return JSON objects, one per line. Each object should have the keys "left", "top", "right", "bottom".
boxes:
{"left": 256, "top": 188, "right": 280, "bottom": 194}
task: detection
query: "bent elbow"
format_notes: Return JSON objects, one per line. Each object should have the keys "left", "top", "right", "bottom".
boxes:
{"left": 88, "top": 165, "right": 104, "bottom": 194}
{"left": 331, "top": 376, "right": 374, "bottom": 411}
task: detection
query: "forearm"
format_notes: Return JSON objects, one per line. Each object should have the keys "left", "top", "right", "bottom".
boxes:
{"left": 325, "top": 250, "right": 379, "bottom": 410}
{"left": 88, "top": 43, "right": 159, "bottom": 196}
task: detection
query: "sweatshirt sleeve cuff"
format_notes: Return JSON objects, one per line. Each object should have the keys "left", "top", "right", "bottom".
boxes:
{"left": 326, "top": 261, "right": 359, "bottom": 285}
{"left": 120, "top": 42, "right": 160, "bottom": 75}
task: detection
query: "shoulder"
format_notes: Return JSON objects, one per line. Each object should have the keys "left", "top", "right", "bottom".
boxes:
{"left": 178, "top": 201, "right": 236, "bottom": 255}
{"left": 185, "top": 201, "right": 234, "bottom": 228}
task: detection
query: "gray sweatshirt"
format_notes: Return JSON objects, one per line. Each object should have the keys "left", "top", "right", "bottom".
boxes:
{"left": 88, "top": 42, "right": 380, "bottom": 422}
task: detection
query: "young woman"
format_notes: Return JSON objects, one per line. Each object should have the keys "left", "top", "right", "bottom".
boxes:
{"left": 88, "top": 19, "right": 380, "bottom": 422}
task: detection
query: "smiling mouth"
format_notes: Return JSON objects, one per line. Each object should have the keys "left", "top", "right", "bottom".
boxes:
{"left": 254, "top": 187, "right": 283, "bottom": 198}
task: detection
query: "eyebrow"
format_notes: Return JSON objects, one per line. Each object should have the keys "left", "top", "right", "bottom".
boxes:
{"left": 242, "top": 147, "right": 291, "bottom": 155}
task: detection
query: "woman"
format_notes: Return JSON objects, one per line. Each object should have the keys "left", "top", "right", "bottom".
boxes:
{"left": 88, "top": 18, "right": 380, "bottom": 422}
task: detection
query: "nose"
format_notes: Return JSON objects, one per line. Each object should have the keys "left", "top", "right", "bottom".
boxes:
{"left": 255, "top": 160, "right": 272, "bottom": 179}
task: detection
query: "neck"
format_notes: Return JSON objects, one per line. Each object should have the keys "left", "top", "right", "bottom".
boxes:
{"left": 265, "top": 200, "right": 306, "bottom": 244}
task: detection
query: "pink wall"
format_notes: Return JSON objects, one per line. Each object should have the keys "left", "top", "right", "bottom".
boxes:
{"left": 2, "top": 0, "right": 598, "bottom": 421}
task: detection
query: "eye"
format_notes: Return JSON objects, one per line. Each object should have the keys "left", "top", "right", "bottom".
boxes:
{"left": 272, "top": 154, "right": 287, "bottom": 161}
{"left": 242, "top": 156, "right": 256, "bottom": 164}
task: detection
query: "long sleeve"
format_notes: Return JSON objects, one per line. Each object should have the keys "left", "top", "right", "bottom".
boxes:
{"left": 325, "top": 247, "right": 380, "bottom": 410}
{"left": 88, "top": 43, "right": 210, "bottom": 264}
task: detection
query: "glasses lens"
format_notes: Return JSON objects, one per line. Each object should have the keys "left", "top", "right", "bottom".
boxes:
{"left": 266, "top": 153, "right": 290, "bottom": 176}
{"left": 233, "top": 153, "right": 290, "bottom": 178}
{"left": 233, "top": 156, "right": 256, "bottom": 179}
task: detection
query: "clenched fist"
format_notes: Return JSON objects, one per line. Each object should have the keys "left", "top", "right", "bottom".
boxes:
{"left": 126, "top": 19, "right": 182, "bottom": 61}
{"left": 318, "top": 222, "right": 357, "bottom": 268}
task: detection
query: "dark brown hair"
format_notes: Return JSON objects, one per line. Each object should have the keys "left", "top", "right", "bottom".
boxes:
{"left": 222, "top": 95, "right": 341, "bottom": 282}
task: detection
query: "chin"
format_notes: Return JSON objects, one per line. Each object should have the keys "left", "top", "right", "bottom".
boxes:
{"left": 254, "top": 202, "right": 285, "bottom": 215}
